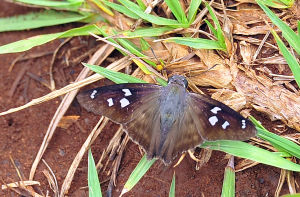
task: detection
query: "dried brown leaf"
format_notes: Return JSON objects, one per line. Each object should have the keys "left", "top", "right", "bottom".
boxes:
{"left": 210, "top": 89, "right": 247, "bottom": 111}
{"left": 239, "top": 41, "right": 257, "bottom": 65}
{"left": 232, "top": 67, "right": 300, "bottom": 131}
{"left": 58, "top": 115, "right": 80, "bottom": 129}
{"left": 235, "top": 158, "right": 259, "bottom": 172}
{"left": 192, "top": 50, "right": 233, "bottom": 88}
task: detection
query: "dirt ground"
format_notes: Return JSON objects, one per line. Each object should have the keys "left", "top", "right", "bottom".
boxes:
{"left": 0, "top": 2, "right": 297, "bottom": 197}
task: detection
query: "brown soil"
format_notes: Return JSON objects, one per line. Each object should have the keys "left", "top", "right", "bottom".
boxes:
{"left": 0, "top": 2, "right": 296, "bottom": 197}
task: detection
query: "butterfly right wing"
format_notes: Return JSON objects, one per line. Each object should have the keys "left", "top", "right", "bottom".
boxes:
{"left": 187, "top": 93, "right": 257, "bottom": 141}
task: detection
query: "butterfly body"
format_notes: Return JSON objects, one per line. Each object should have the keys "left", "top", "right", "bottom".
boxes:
{"left": 77, "top": 75, "right": 257, "bottom": 164}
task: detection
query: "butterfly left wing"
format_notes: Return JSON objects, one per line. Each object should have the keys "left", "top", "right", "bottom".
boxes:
{"left": 187, "top": 93, "right": 257, "bottom": 141}
{"left": 77, "top": 83, "right": 162, "bottom": 124}
{"left": 77, "top": 83, "right": 166, "bottom": 160}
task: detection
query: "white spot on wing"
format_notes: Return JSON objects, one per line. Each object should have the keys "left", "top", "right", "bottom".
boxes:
{"left": 122, "top": 89, "right": 132, "bottom": 96}
{"left": 210, "top": 106, "right": 221, "bottom": 114}
{"left": 120, "top": 98, "right": 130, "bottom": 108}
{"left": 208, "top": 116, "right": 218, "bottom": 126}
{"left": 107, "top": 98, "right": 113, "bottom": 107}
{"left": 241, "top": 119, "right": 246, "bottom": 129}
{"left": 222, "top": 121, "right": 230, "bottom": 129}
{"left": 90, "top": 90, "right": 97, "bottom": 99}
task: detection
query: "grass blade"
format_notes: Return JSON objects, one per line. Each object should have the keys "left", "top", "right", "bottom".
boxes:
{"left": 163, "top": 37, "right": 226, "bottom": 50}
{"left": 169, "top": 172, "right": 176, "bottom": 197}
{"left": 221, "top": 158, "right": 235, "bottom": 197}
{"left": 0, "top": 10, "right": 90, "bottom": 32}
{"left": 14, "top": 0, "right": 83, "bottom": 11}
{"left": 0, "top": 24, "right": 100, "bottom": 54}
{"left": 270, "top": 29, "right": 300, "bottom": 87}
{"left": 82, "top": 63, "right": 146, "bottom": 84}
{"left": 118, "top": 0, "right": 182, "bottom": 27}
{"left": 165, "top": 0, "right": 188, "bottom": 24}
{"left": 257, "top": 1, "right": 300, "bottom": 54}
{"left": 188, "top": 0, "right": 202, "bottom": 23}
{"left": 121, "top": 155, "right": 156, "bottom": 196}
{"left": 205, "top": 2, "right": 226, "bottom": 50}
{"left": 122, "top": 27, "right": 174, "bottom": 38}
{"left": 201, "top": 140, "right": 300, "bottom": 172}
{"left": 90, "top": 0, "right": 114, "bottom": 16}
{"left": 251, "top": 117, "right": 300, "bottom": 159}
{"left": 103, "top": 0, "right": 140, "bottom": 19}
{"left": 256, "top": 0, "right": 293, "bottom": 8}
{"left": 88, "top": 149, "right": 102, "bottom": 197}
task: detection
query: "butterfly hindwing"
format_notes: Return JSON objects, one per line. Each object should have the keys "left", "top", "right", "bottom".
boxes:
{"left": 159, "top": 106, "right": 204, "bottom": 163}
{"left": 188, "top": 93, "right": 257, "bottom": 141}
{"left": 77, "top": 83, "right": 162, "bottom": 124}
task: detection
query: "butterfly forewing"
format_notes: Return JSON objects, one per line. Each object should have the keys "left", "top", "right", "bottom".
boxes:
{"left": 188, "top": 93, "right": 257, "bottom": 141}
{"left": 77, "top": 83, "right": 162, "bottom": 124}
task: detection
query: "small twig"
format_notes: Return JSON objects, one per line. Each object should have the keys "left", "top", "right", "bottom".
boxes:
{"left": 42, "top": 159, "right": 59, "bottom": 197}
{"left": 252, "top": 30, "right": 271, "bottom": 62}
{"left": 49, "top": 37, "right": 72, "bottom": 91}
{"left": 26, "top": 72, "right": 52, "bottom": 90}
{"left": 9, "top": 51, "right": 53, "bottom": 72}
{"left": 8, "top": 65, "right": 28, "bottom": 97}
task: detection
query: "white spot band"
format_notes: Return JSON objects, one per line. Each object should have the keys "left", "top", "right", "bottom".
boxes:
{"left": 90, "top": 90, "right": 97, "bottom": 99}
{"left": 107, "top": 98, "right": 114, "bottom": 107}
{"left": 222, "top": 121, "right": 230, "bottom": 129}
{"left": 241, "top": 119, "right": 246, "bottom": 129}
{"left": 122, "top": 89, "right": 132, "bottom": 96}
{"left": 120, "top": 98, "right": 130, "bottom": 108}
{"left": 208, "top": 116, "right": 218, "bottom": 126}
{"left": 210, "top": 106, "right": 221, "bottom": 114}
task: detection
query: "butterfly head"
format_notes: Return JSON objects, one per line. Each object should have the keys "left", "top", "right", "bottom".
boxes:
{"left": 168, "top": 75, "right": 188, "bottom": 88}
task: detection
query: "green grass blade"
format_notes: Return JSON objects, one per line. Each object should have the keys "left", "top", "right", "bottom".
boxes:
{"left": 135, "top": 0, "right": 146, "bottom": 10}
{"left": 187, "top": 0, "right": 202, "bottom": 23}
{"left": 113, "top": 37, "right": 155, "bottom": 72}
{"left": 281, "top": 194, "right": 300, "bottom": 197}
{"left": 88, "top": 149, "right": 102, "bottom": 197}
{"left": 257, "top": 1, "right": 300, "bottom": 54}
{"left": 155, "top": 77, "right": 168, "bottom": 86}
{"left": 0, "top": 24, "right": 100, "bottom": 54}
{"left": 118, "top": 0, "right": 182, "bottom": 27}
{"left": 163, "top": 37, "right": 226, "bottom": 50}
{"left": 270, "top": 29, "right": 300, "bottom": 87}
{"left": 121, "top": 155, "right": 156, "bottom": 195}
{"left": 256, "top": 0, "right": 293, "bottom": 8}
{"left": 140, "top": 38, "right": 150, "bottom": 51}
{"left": 103, "top": 0, "right": 140, "bottom": 19}
{"left": 90, "top": 0, "right": 114, "bottom": 16}
{"left": 0, "top": 10, "right": 90, "bottom": 32}
{"left": 14, "top": 0, "right": 83, "bottom": 11}
{"left": 250, "top": 117, "right": 300, "bottom": 159}
{"left": 201, "top": 140, "right": 300, "bottom": 172}
{"left": 205, "top": 2, "right": 226, "bottom": 50}
{"left": 122, "top": 27, "right": 174, "bottom": 38}
{"left": 204, "top": 19, "right": 217, "bottom": 37}
{"left": 221, "top": 159, "right": 235, "bottom": 197}
{"left": 82, "top": 63, "right": 146, "bottom": 84}
{"left": 165, "top": 0, "right": 188, "bottom": 24}
{"left": 169, "top": 172, "right": 176, "bottom": 197}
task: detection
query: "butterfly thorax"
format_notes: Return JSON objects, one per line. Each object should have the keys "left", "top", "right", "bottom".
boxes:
{"left": 159, "top": 83, "right": 187, "bottom": 144}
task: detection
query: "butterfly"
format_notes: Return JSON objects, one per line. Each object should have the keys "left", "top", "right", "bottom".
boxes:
{"left": 77, "top": 75, "right": 257, "bottom": 164}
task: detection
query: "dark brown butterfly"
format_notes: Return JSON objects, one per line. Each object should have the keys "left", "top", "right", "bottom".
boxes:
{"left": 77, "top": 75, "right": 257, "bottom": 164}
